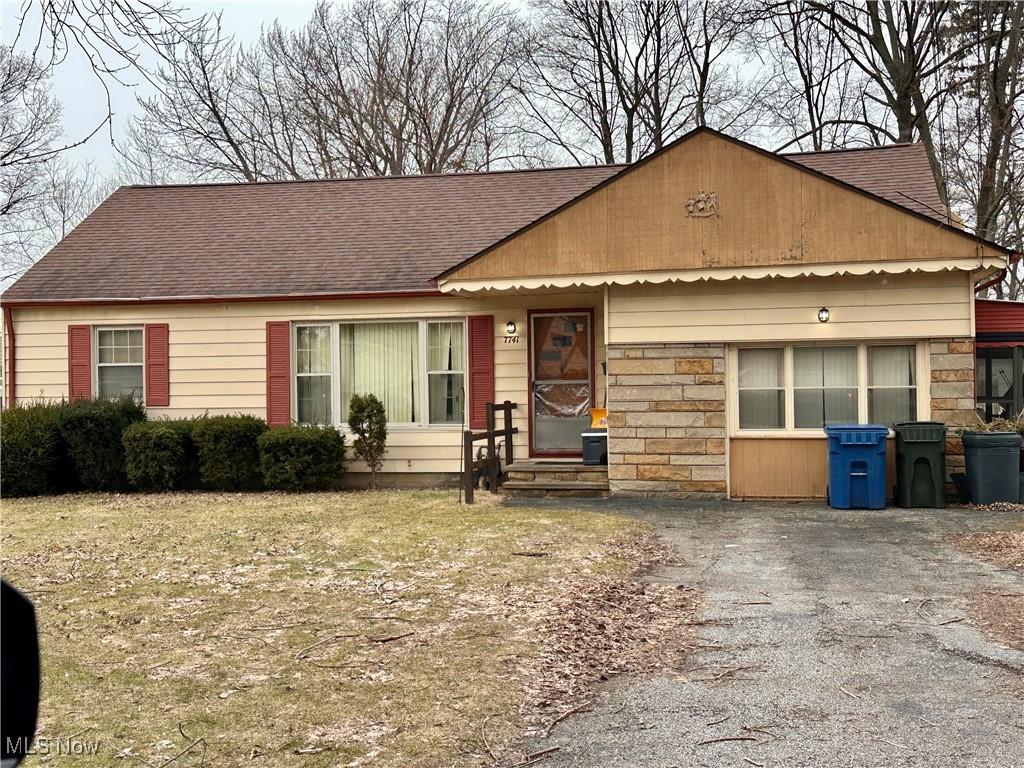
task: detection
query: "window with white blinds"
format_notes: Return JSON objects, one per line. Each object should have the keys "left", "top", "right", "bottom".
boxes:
{"left": 294, "top": 320, "right": 466, "bottom": 427}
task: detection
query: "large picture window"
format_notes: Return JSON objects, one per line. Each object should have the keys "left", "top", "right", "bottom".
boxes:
{"left": 96, "top": 327, "right": 144, "bottom": 400}
{"left": 733, "top": 342, "right": 922, "bottom": 433}
{"left": 294, "top": 319, "right": 466, "bottom": 427}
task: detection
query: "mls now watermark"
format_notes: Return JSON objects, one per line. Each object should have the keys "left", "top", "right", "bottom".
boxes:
{"left": 7, "top": 735, "right": 101, "bottom": 757}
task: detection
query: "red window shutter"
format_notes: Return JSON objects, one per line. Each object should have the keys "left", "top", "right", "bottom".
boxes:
{"left": 144, "top": 323, "right": 170, "bottom": 407}
{"left": 266, "top": 321, "right": 291, "bottom": 427}
{"left": 467, "top": 315, "right": 494, "bottom": 430}
{"left": 67, "top": 325, "right": 92, "bottom": 401}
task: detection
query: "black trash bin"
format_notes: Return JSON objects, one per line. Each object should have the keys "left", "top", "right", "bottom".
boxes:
{"left": 581, "top": 429, "right": 608, "bottom": 466}
{"left": 962, "top": 431, "right": 1022, "bottom": 504}
{"left": 894, "top": 421, "right": 946, "bottom": 508}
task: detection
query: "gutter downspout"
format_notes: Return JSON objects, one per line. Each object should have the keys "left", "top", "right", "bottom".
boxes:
{"left": 975, "top": 252, "right": 1021, "bottom": 294}
{"left": 3, "top": 305, "right": 14, "bottom": 408}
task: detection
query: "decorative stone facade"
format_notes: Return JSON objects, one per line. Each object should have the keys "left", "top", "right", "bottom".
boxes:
{"left": 929, "top": 337, "right": 978, "bottom": 485}
{"left": 606, "top": 343, "right": 727, "bottom": 498}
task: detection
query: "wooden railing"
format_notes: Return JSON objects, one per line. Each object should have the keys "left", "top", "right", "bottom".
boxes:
{"left": 462, "top": 401, "right": 518, "bottom": 504}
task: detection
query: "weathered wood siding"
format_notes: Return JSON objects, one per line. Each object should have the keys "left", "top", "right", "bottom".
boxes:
{"left": 9, "top": 292, "right": 605, "bottom": 474}
{"left": 446, "top": 131, "right": 995, "bottom": 283}
{"left": 729, "top": 437, "right": 897, "bottom": 499}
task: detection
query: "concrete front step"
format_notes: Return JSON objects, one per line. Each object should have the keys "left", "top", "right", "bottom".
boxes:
{"left": 505, "top": 462, "right": 608, "bottom": 484}
{"left": 501, "top": 479, "right": 610, "bottom": 498}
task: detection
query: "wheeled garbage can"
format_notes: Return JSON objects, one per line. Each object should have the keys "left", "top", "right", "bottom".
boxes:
{"left": 824, "top": 424, "right": 889, "bottom": 509}
{"left": 894, "top": 421, "right": 947, "bottom": 508}
{"left": 962, "top": 431, "right": 1022, "bottom": 504}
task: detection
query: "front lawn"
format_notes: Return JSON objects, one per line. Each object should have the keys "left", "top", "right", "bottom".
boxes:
{"left": 2, "top": 491, "right": 688, "bottom": 766}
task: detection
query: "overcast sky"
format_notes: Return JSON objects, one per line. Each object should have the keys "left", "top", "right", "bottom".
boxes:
{"left": 1, "top": 0, "right": 318, "bottom": 174}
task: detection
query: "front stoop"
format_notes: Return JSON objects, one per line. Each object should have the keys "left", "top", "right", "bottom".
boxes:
{"left": 502, "top": 462, "right": 610, "bottom": 498}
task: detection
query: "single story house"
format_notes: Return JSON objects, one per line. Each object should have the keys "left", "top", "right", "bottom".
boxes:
{"left": 1, "top": 128, "right": 1015, "bottom": 498}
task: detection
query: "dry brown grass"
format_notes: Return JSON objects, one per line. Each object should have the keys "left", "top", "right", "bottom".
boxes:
{"left": 1, "top": 490, "right": 692, "bottom": 767}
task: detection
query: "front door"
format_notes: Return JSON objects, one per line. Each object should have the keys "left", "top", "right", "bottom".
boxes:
{"left": 529, "top": 310, "right": 593, "bottom": 455}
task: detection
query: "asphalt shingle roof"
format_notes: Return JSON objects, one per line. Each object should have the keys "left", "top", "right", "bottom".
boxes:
{"left": 1, "top": 137, "right": 953, "bottom": 303}
{"left": 784, "top": 142, "right": 948, "bottom": 222}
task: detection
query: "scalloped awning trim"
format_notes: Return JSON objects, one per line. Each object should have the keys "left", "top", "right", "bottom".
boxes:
{"left": 437, "top": 257, "right": 1006, "bottom": 294}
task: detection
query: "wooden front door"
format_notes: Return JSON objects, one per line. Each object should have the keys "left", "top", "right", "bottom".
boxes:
{"left": 528, "top": 309, "right": 593, "bottom": 456}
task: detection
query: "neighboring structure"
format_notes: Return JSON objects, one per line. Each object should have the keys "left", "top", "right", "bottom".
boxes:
{"left": 1, "top": 128, "right": 1015, "bottom": 498}
{"left": 974, "top": 298, "right": 1024, "bottom": 422}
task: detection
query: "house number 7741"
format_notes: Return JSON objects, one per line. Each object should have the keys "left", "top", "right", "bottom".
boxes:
{"left": 503, "top": 335, "right": 520, "bottom": 344}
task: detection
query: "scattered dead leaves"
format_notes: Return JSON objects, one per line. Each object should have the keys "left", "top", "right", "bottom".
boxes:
{"left": 949, "top": 529, "right": 1024, "bottom": 654}
{"left": 508, "top": 531, "right": 699, "bottom": 736}
{"left": 951, "top": 530, "right": 1024, "bottom": 571}
{"left": 968, "top": 591, "right": 1024, "bottom": 651}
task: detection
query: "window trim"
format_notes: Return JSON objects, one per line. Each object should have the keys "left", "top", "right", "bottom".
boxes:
{"left": 290, "top": 318, "right": 469, "bottom": 429}
{"left": 728, "top": 341, "right": 929, "bottom": 438}
{"left": 93, "top": 325, "right": 145, "bottom": 402}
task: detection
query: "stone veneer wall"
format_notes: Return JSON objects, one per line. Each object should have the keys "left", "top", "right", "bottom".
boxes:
{"left": 929, "top": 337, "right": 978, "bottom": 486}
{"left": 929, "top": 335, "right": 974, "bottom": 487}
{"left": 606, "top": 343, "right": 727, "bottom": 498}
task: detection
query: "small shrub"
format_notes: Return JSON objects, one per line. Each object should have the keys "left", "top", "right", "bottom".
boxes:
{"left": 0, "top": 401, "right": 67, "bottom": 496}
{"left": 58, "top": 398, "right": 147, "bottom": 490}
{"left": 191, "top": 415, "right": 268, "bottom": 490}
{"left": 124, "top": 420, "right": 197, "bottom": 491}
{"left": 258, "top": 425, "right": 346, "bottom": 491}
{"left": 348, "top": 394, "right": 387, "bottom": 489}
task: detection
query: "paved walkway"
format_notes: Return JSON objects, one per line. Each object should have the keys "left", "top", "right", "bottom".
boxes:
{"left": 521, "top": 501, "right": 1024, "bottom": 768}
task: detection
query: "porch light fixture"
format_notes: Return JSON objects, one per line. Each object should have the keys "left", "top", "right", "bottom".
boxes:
{"left": 818, "top": 307, "right": 831, "bottom": 323}
{"left": 506, "top": 320, "right": 517, "bottom": 335}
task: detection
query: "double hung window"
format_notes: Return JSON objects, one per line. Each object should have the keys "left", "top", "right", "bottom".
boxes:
{"left": 96, "top": 328, "right": 144, "bottom": 400}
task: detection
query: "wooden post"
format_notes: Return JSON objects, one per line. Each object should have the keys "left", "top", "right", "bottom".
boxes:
{"left": 486, "top": 403, "right": 498, "bottom": 493}
{"left": 463, "top": 429, "right": 475, "bottom": 504}
{"left": 502, "top": 400, "right": 515, "bottom": 467}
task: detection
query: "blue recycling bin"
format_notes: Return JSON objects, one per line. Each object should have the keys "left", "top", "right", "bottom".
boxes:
{"left": 824, "top": 424, "right": 889, "bottom": 509}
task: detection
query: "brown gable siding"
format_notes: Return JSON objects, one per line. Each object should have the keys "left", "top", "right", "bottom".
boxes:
{"left": 441, "top": 130, "right": 1005, "bottom": 284}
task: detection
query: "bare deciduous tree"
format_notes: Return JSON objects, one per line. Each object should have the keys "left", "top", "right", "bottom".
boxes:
{"left": 130, "top": 0, "right": 531, "bottom": 181}
{"left": 520, "top": 0, "right": 754, "bottom": 164}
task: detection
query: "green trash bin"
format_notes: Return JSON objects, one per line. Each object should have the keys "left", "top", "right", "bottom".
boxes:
{"left": 894, "top": 421, "right": 947, "bottom": 508}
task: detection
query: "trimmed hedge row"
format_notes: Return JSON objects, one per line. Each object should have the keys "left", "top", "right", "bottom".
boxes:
{"left": 258, "top": 425, "right": 346, "bottom": 491}
{"left": 1, "top": 402, "right": 346, "bottom": 496}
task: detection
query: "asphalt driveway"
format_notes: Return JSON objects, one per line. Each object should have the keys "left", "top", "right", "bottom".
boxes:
{"left": 521, "top": 501, "right": 1024, "bottom": 768}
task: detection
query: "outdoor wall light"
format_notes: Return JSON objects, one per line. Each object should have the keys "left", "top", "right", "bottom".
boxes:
{"left": 818, "top": 307, "right": 831, "bottom": 323}
{"left": 506, "top": 320, "right": 517, "bottom": 335}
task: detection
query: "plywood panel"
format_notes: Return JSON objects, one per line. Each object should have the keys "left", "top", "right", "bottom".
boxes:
{"left": 730, "top": 437, "right": 896, "bottom": 500}
{"left": 446, "top": 131, "right": 996, "bottom": 283}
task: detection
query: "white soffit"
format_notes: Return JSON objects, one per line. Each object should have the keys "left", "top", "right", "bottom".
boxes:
{"left": 437, "top": 257, "right": 1007, "bottom": 294}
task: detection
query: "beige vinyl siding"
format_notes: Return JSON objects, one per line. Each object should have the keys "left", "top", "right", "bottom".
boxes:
{"left": 9, "top": 291, "right": 605, "bottom": 474}
{"left": 607, "top": 271, "right": 973, "bottom": 345}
